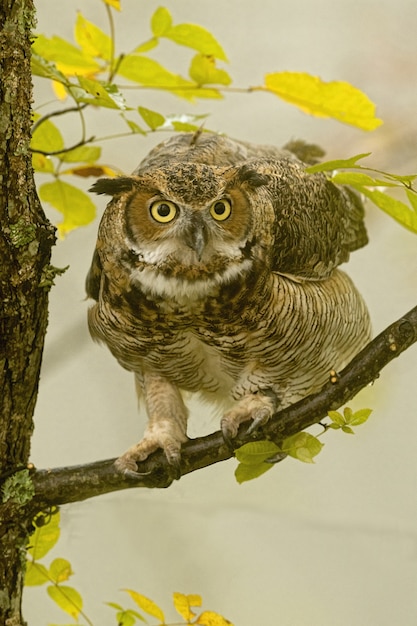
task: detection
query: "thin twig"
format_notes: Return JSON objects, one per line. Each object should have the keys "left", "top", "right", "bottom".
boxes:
{"left": 30, "top": 136, "right": 96, "bottom": 157}
{"left": 31, "top": 104, "right": 88, "bottom": 134}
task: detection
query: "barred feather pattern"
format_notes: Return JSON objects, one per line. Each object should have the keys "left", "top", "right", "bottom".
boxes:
{"left": 87, "top": 132, "right": 371, "bottom": 472}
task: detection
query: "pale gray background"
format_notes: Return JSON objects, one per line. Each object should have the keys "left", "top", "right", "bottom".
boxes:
{"left": 26, "top": 1, "right": 417, "bottom": 624}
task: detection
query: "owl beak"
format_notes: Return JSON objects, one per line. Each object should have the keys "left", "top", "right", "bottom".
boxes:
{"left": 183, "top": 221, "right": 207, "bottom": 261}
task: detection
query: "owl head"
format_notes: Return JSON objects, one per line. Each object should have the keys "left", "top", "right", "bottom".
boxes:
{"left": 90, "top": 161, "right": 272, "bottom": 301}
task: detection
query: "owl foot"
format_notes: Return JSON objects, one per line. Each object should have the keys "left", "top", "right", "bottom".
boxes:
{"left": 221, "top": 392, "right": 277, "bottom": 444}
{"left": 114, "top": 430, "right": 187, "bottom": 479}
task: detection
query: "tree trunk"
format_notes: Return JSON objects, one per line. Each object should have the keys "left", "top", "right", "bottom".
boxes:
{"left": 0, "top": 0, "right": 55, "bottom": 623}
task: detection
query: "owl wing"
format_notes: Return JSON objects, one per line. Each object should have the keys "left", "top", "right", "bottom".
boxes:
{"left": 85, "top": 248, "right": 103, "bottom": 301}
{"left": 262, "top": 158, "right": 367, "bottom": 280}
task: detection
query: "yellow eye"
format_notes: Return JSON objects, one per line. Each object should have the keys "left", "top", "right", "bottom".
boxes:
{"left": 209, "top": 198, "right": 232, "bottom": 221}
{"left": 150, "top": 200, "right": 178, "bottom": 223}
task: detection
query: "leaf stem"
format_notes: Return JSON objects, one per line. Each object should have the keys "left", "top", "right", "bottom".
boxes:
{"left": 105, "top": 2, "right": 117, "bottom": 83}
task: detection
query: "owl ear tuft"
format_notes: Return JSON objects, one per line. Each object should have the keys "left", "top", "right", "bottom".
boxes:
{"left": 89, "top": 177, "right": 137, "bottom": 196}
{"left": 237, "top": 165, "right": 270, "bottom": 188}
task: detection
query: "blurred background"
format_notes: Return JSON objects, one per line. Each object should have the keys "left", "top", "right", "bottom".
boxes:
{"left": 26, "top": 1, "right": 417, "bottom": 624}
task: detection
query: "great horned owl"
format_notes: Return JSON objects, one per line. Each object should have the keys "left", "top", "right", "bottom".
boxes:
{"left": 86, "top": 131, "right": 371, "bottom": 474}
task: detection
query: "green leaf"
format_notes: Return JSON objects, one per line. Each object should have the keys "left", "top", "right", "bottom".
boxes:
{"left": 49, "top": 558, "right": 73, "bottom": 584}
{"left": 384, "top": 172, "right": 417, "bottom": 185}
{"left": 138, "top": 106, "right": 165, "bottom": 130}
{"left": 327, "top": 410, "right": 345, "bottom": 426}
{"left": 359, "top": 187, "right": 417, "bottom": 234}
{"left": 164, "top": 23, "right": 228, "bottom": 61}
{"left": 25, "top": 561, "right": 50, "bottom": 586}
{"left": 264, "top": 72, "right": 382, "bottom": 130}
{"left": 27, "top": 511, "right": 60, "bottom": 560}
{"left": 122, "top": 117, "right": 147, "bottom": 135}
{"left": 306, "top": 153, "right": 372, "bottom": 173}
{"left": 39, "top": 180, "right": 96, "bottom": 236}
{"left": 235, "top": 461, "right": 274, "bottom": 484}
{"left": 124, "top": 589, "right": 165, "bottom": 622}
{"left": 406, "top": 189, "right": 417, "bottom": 213}
{"left": 280, "top": 432, "right": 324, "bottom": 463}
{"left": 115, "top": 611, "right": 136, "bottom": 626}
{"left": 75, "top": 76, "right": 126, "bottom": 109}
{"left": 106, "top": 602, "right": 123, "bottom": 610}
{"left": 343, "top": 406, "right": 353, "bottom": 421}
{"left": 31, "top": 53, "right": 68, "bottom": 84}
{"left": 349, "top": 408, "right": 373, "bottom": 426}
{"left": 235, "top": 440, "right": 280, "bottom": 464}
{"left": 31, "top": 115, "right": 64, "bottom": 154}
{"left": 151, "top": 6, "right": 173, "bottom": 36}
{"left": 32, "top": 34, "right": 100, "bottom": 75}
{"left": 47, "top": 585, "right": 83, "bottom": 620}
{"left": 170, "top": 121, "right": 199, "bottom": 132}
{"left": 162, "top": 112, "right": 209, "bottom": 133}
{"left": 59, "top": 145, "right": 102, "bottom": 163}
{"left": 189, "top": 54, "right": 231, "bottom": 86}
{"left": 341, "top": 425, "right": 355, "bottom": 434}
{"left": 75, "top": 13, "right": 112, "bottom": 61}
{"left": 331, "top": 172, "right": 380, "bottom": 187}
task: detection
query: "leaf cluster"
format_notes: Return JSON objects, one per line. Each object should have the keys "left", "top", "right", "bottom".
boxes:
{"left": 234, "top": 405, "right": 372, "bottom": 483}
{"left": 109, "top": 591, "right": 233, "bottom": 626}
{"left": 31, "top": 2, "right": 387, "bottom": 236}
{"left": 308, "top": 154, "right": 417, "bottom": 234}
{"left": 25, "top": 511, "right": 233, "bottom": 625}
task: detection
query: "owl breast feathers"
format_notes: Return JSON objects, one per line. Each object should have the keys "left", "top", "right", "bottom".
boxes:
{"left": 86, "top": 131, "right": 371, "bottom": 475}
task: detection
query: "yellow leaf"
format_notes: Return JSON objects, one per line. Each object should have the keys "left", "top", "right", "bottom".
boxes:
{"left": 25, "top": 561, "right": 50, "bottom": 586}
{"left": 75, "top": 13, "right": 112, "bottom": 61}
{"left": 196, "top": 610, "right": 234, "bottom": 626}
{"left": 32, "top": 35, "right": 100, "bottom": 77}
{"left": 101, "top": 0, "right": 121, "bottom": 10}
{"left": 47, "top": 585, "right": 83, "bottom": 620}
{"left": 31, "top": 114, "right": 64, "bottom": 154}
{"left": 52, "top": 80, "right": 68, "bottom": 100}
{"left": 189, "top": 54, "right": 231, "bottom": 86}
{"left": 164, "top": 23, "right": 228, "bottom": 61}
{"left": 151, "top": 6, "right": 172, "bottom": 36}
{"left": 264, "top": 71, "right": 382, "bottom": 131}
{"left": 123, "top": 589, "right": 165, "bottom": 623}
{"left": 49, "top": 558, "right": 73, "bottom": 584}
{"left": 39, "top": 180, "right": 96, "bottom": 237}
{"left": 173, "top": 592, "right": 202, "bottom": 622}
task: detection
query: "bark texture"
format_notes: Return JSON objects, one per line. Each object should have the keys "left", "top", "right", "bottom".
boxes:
{"left": 0, "top": 0, "right": 55, "bottom": 623}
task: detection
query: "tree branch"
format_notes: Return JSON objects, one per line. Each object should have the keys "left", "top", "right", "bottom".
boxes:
{"left": 27, "top": 304, "right": 417, "bottom": 513}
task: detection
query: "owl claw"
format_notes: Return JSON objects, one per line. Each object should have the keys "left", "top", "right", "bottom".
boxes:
{"left": 221, "top": 393, "right": 277, "bottom": 444}
{"left": 246, "top": 407, "right": 271, "bottom": 435}
{"left": 114, "top": 434, "right": 184, "bottom": 479}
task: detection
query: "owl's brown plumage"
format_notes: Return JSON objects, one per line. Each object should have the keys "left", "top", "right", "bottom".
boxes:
{"left": 87, "top": 131, "right": 371, "bottom": 474}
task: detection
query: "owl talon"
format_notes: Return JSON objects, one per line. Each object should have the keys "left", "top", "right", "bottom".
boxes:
{"left": 114, "top": 431, "right": 185, "bottom": 478}
{"left": 246, "top": 407, "right": 271, "bottom": 435}
{"left": 221, "top": 428, "right": 236, "bottom": 452}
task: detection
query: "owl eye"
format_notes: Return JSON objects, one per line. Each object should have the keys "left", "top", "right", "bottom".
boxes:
{"left": 209, "top": 198, "right": 232, "bottom": 221}
{"left": 150, "top": 200, "right": 178, "bottom": 223}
